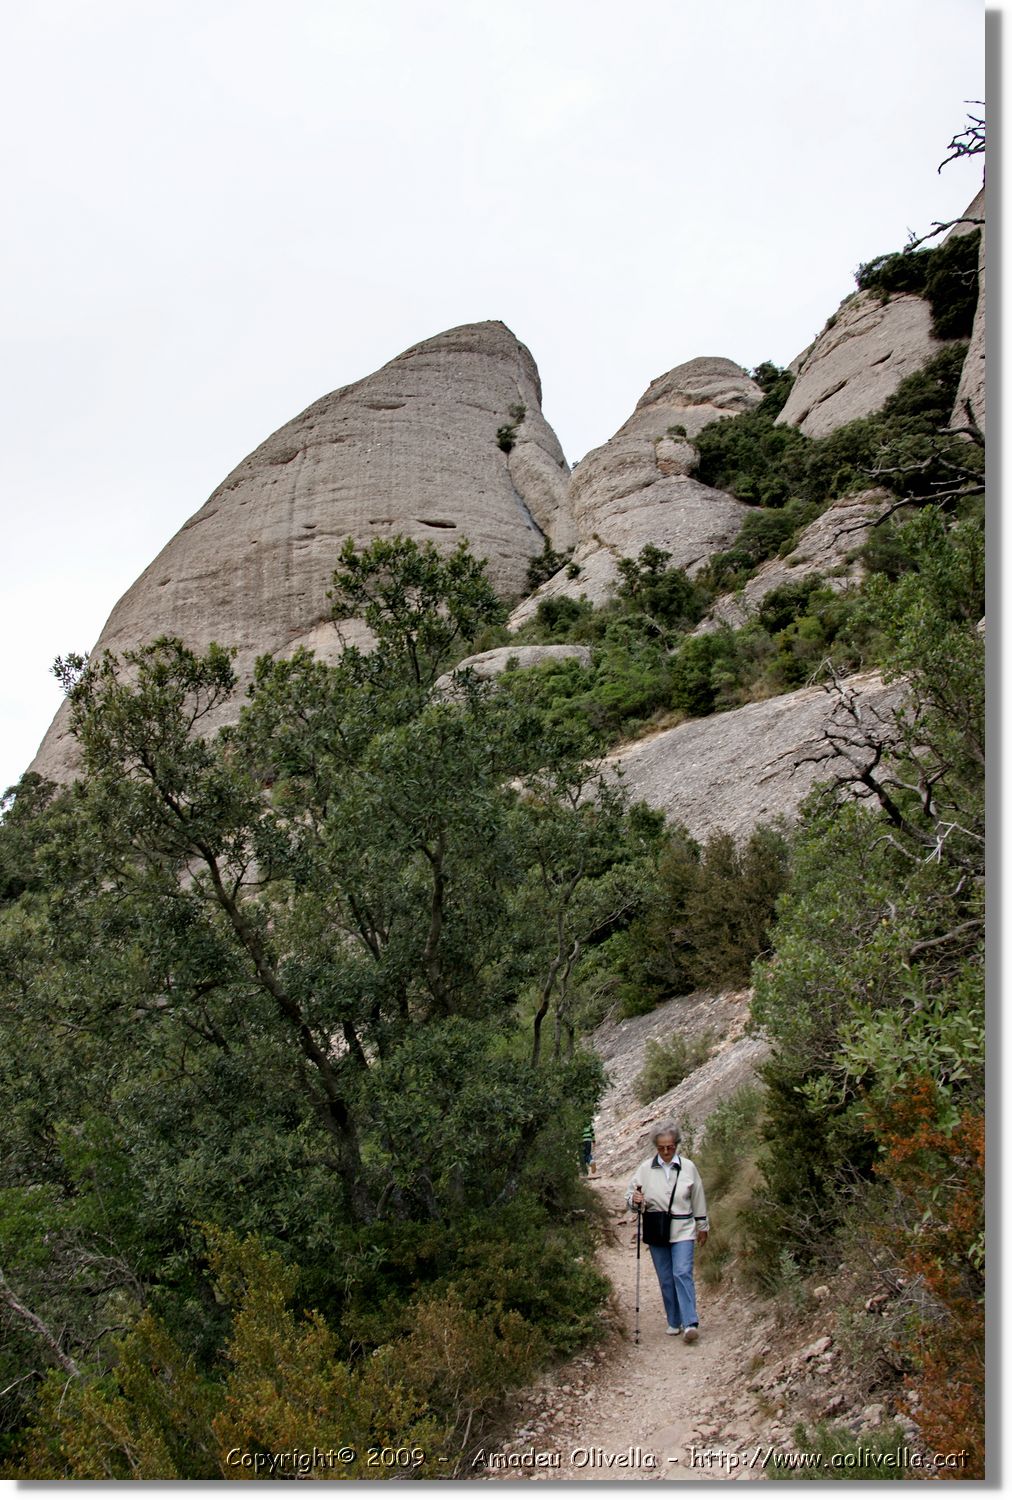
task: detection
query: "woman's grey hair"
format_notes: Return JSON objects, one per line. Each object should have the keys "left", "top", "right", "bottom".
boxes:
{"left": 651, "top": 1120, "right": 681, "bottom": 1147}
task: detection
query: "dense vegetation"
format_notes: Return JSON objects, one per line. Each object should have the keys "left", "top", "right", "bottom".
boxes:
{"left": 0, "top": 539, "right": 647, "bottom": 1477}
{"left": 745, "top": 507, "right": 985, "bottom": 1471}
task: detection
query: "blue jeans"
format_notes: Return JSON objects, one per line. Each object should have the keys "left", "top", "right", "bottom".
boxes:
{"left": 648, "top": 1239, "right": 698, "bottom": 1329}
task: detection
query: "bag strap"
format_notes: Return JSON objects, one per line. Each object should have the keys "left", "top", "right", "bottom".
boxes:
{"left": 663, "top": 1164, "right": 681, "bottom": 1217}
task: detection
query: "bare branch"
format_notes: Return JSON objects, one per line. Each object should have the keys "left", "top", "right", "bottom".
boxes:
{"left": 0, "top": 1267, "right": 80, "bottom": 1377}
{"left": 904, "top": 217, "right": 984, "bottom": 252}
{"left": 908, "top": 918, "right": 984, "bottom": 960}
{"left": 938, "top": 106, "right": 985, "bottom": 172}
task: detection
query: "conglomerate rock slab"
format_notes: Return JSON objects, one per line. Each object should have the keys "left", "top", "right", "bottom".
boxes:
{"left": 589, "top": 987, "right": 766, "bottom": 1179}
{"left": 31, "top": 322, "right": 570, "bottom": 781}
{"left": 776, "top": 290, "right": 948, "bottom": 439}
{"left": 604, "top": 670, "right": 901, "bottom": 845}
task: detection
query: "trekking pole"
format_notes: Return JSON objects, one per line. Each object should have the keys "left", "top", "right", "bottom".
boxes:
{"left": 634, "top": 1190, "right": 642, "bottom": 1346}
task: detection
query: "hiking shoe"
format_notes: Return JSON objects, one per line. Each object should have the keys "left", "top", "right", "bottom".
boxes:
{"left": 683, "top": 1325, "right": 699, "bottom": 1344}
{"left": 666, "top": 1325, "right": 683, "bottom": 1336}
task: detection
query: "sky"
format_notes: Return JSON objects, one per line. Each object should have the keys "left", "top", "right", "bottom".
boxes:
{"left": 0, "top": 0, "right": 988, "bottom": 794}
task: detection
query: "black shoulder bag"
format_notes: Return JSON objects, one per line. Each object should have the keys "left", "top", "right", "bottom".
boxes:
{"left": 641, "top": 1164, "right": 681, "bottom": 1248}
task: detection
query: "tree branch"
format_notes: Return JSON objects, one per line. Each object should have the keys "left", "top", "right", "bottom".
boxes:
{"left": 0, "top": 1267, "right": 80, "bottom": 1377}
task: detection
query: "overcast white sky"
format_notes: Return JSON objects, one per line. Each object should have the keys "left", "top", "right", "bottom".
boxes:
{"left": 0, "top": 0, "right": 987, "bottom": 793}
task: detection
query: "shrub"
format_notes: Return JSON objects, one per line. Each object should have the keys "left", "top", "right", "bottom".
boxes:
{"left": 433, "top": 1194, "right": 610, "bottom": 1357}
{"left": 527, "top": 594, "right": 601, "bottom": 642}
{"left": 615, "top": 545, "right": 709, "bottom": 633}
{"left": 495, "top": 403, "right": 526, "bottom": 453}
{"left": 526, "top": 539, "right": 574, "bottom": 591}
{"left": 371, "top": 1291, "right": 543, "bottom": 1464}
{"left": 691, "top": 1087, "right": 764, "bottom": 1287}
{"left": 856, "top": 229, "right": 980, "bottom": 340}
{"left": 612, "top": 822, "right": 789, "bottom": 1015}
{"left": 633, "top": 1030, "right": 716, "bottom": 1104}
{"left": 700, "top": 500, "right": 820, "bottom": 592}
{"left": 782, "top": 1419, "right": 912, "bottom": 1480}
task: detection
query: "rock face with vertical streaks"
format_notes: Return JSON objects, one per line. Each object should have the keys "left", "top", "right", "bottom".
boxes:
{"left": 31, "top": 322, "right": 571, "bottom": 780}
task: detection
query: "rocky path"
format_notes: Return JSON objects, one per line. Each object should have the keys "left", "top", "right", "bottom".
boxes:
{"left": 481, "top": 1171, "right": 779, "bottom": 1482}
{"left": 477, "top": 989, "right": 916, "bottom": 1482}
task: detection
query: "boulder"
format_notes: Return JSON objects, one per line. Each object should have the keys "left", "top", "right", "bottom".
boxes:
{"left": 433, "top": 642, "right": 592, "bottom": 695}
{"left": 31, "top": 322, "right": 570, "bottom": 781}
{"left": 603, "top": 669, "right": 902, "bottom": 844}
{"left": 776, "top": 290, "right": 949, "bottom": 439}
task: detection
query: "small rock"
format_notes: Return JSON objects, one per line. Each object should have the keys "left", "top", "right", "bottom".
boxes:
{"left": 812, "top": 1285, "right": 831, "bottom": 1301}
{"left": 800, "top": 1336, "right": 833, "bottom": 1360}
{"left": 860, "top": 1402, "right": 886, "bottom": 1428}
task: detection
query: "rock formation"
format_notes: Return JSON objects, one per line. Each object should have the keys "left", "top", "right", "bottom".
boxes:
{"left": 950, "top": 188, "right": 986, "bottom": 433}
{"left": 777, "top": 189, "right": 985, "bottom": 442}
{"left": 602, "top": 670, "right": 901, "bottom": 845}
{"left": 774, "top": 292, "right": 947, "bottom": 439}
{"left": 30, "top": 194, "right": 982, "bottom": 831}
{"left": 31, "top": 322, "right": 570, "bottom": 781}
{"left": 698, "top": 488, "right": 889, "bottom": 634}
{"left": 508, "top": 357, "right": 761, "bottom": 628}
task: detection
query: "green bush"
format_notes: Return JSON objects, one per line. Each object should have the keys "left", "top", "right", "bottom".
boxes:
{"left": 634, "top": 1030, "right": 716, "bottom": 1104}
{"left": 857, "top": 229, "right": 980, "bottom": 340}
{"left": 700, "top": 499, "right": 820, "bottom": 592}
{"left": 691, "top": 1085, "right": 764, "bottom": 1285}
{"left": 610, "top": 822, "right": 790, "bottom": 1016}
{"left": 781, "top": 1419, "right": 911, "bottom": 1480}
{"left": 615, "top": 545, "right": 709, "bottom": 633}
{"left": 526, "top": 539, "right": 574, "bottom": 591}
{"left": 695, "top": 1085, "right": 763, "bottom": 1198}
{"left": 526, "top": 594, "right": 602, "bottom": 643}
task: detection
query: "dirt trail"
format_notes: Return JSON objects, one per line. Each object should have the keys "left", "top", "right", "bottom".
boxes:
{"left": 482, "top": 1170, "right": 779, "bottom": 1482}
{"left": 477, "top": 990, "right": 896, "bottom": 1482}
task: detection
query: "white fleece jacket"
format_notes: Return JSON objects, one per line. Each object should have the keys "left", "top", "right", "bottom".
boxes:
{"left": 626, "top": 1153, "right": 709, "bottom": 1243}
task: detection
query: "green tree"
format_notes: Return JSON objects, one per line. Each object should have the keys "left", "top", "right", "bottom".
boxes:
{"left": 0, "top": 537, "right": 642, "bottom": 1442}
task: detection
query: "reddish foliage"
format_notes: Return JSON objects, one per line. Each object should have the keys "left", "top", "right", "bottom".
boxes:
{"left": 867, "top": 1078, "right": 984, "bottom": 1478}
